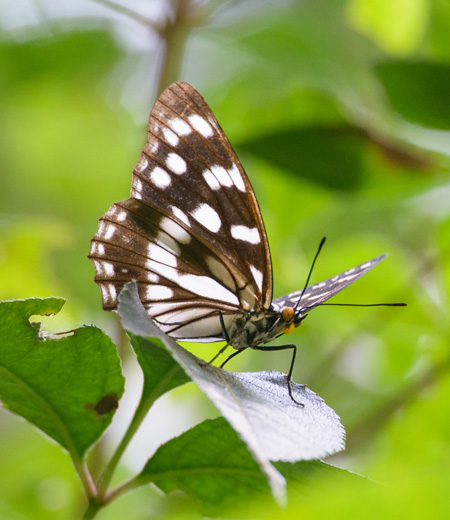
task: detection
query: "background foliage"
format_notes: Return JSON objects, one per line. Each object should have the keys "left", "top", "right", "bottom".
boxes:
{"left": 1, "top": 0, "right": 450, "bottom": 518}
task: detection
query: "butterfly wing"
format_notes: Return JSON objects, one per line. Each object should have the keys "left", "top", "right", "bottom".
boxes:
{"left": 89, "top": 82, "right": 273, "bottom": 341}
{"left": 272, "top": 254, "right": 387, "bottom": 313}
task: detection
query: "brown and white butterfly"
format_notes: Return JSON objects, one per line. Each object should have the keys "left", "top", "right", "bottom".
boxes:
{"left": 88, "top": 82, "right": 401, "bottom": 404}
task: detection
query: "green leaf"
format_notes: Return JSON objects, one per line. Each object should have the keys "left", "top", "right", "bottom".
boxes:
{"left": 376, "top": 61, "right": 450, "bottom": 129}
{"left": 239, "top": 126, "right": 366, "bottom": 191}
{"left": 118, "top": 283, "right": 346, "bottom": 502}
{"left": 140, "top": 417, "right": 271, "bottom": 515}
{"left": 128, "top": 334, "right": 190, "bottom": 402}
{"left": 275, "top": 459, "right": 362, "bottom": 485}
{"left": 0, "top": 297, "right": 124, "bottom": 458}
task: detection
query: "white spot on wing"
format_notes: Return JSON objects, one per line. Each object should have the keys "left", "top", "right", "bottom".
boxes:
{"left": 101, "top": 283, "right": 117, "bottom": 302}
{"left": 147, "top": 272, "right": 159, "bottom": 283}
{"left": 250, "top": 266, "right": 263, "bottom": 291}
{"left": 103, "top": 262, "right": 115, "bottom": 276}
{"left": 117, "top": 211, "right": 127, "bottom": 222}
{"left": 231, "top": 225, "right": 260, "bottom": 244}
{"left": 145, "top": 285, "right": 174, "bottom": 300}
{"left": 308, "top": 292, "right": 328, "bottom": 300}
{"left": 163, "top": 127, "right": 179, "bottom": 146}
{"left": 147, "top": 243, "right": 178, "bottom": 267}
{"left": 228, "top": 164, "right": 246, "bottom": 192}
{"left": 203, "top": 168, "right": 220, "bottom": 190}
{"left": 135, "top": 159, "right": 148, "bottom": 173}
{"left": 97, "top": 243, "right": 105, "bottom": 255}
{"left": 169, "top": 118, "right": 192, "bottom": 136}
{"left": 166, "top": 314, "right": 223, "bottom": 339}
{"left": 211, "top": 165, "right": 232, "bottom": 187}
{"left": 150, "top": 166, "right": 171, "bottom": 188}
{"left": 157, "top": 231, "right": 181, "bottom": 255}
{"left": 188, "top": 114, "right": 214, "bottom": 137}
{"left": 337, "top": 274, "right": 358, "bottom": 283}
{"left": 206, "top": 256, "right": 235, "bottom": 290}
{"left": 144, "top": 260, "right": 239, "bottom": 306}
{"left": 160, "top": 217, "right": 191, "bottom": 244}
{"left": 192, "top": 204, "right": 222, "bottom": 232}
{"left": 178, "top": 274, "right": 238, "bottom": 305}
{"left": 104, "top": 225, "right": 115, "bottom": 240}
{"left": 166, "top": 153, "right": 187, "bottom": 174}
{"left": 171, "top": 207, "right": 190, "bottom": 226}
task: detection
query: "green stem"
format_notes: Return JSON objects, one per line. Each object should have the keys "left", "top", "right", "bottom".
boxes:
{"left": 155, "top": 0, "right": 206, "bottom": 96}
{"left": 104, "top": 476, "right": 143, "bottom": 506}
{"left": 96, "top": 362, "right": 182, "bottom": 498}
{"left": 81, "top": 499, "right": 102, "bottom": 520}
{"left": 96, "top": 396, "right": 155, "bottom": 497}
{"left": 73, "top": 458, "right": 97, "bottom": 500}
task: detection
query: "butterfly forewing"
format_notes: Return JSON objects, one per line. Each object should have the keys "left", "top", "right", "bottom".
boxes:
{"left": 272, "top": 254, "right": 387, "bottom": 313}
{"left": 132, "top": 82, "right": 272, "bottom": 307}
{"left": 89, "top": 82, "right": 273, "bottom": 341}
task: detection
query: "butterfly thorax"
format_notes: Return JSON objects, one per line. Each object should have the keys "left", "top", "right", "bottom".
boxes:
{"left": 227, "top": 305, "right": 303, "bottom": 350}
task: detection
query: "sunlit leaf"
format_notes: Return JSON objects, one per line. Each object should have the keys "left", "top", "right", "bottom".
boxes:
{"left": 140, "top": 417, "right": 271, "bottom": 514}
{"left": 0, "top": 297, "right": 124, "bottom": 458}
{"left": 118, "top": 282, "right": 346, "bottom": 501}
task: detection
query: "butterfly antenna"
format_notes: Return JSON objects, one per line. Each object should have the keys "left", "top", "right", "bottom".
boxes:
{"left": 321, "top": 302, "right": 407, "bottom": 307}
{"left": 293, "top": 237, "right": 326, "bottom": 313}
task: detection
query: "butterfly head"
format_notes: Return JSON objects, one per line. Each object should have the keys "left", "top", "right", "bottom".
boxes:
{"left": 281, "top": 306, "right": 306, "bottom": 335}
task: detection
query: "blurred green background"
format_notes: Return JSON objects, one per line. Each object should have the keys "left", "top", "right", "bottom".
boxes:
{"left": 1, "top": 0, "right": 450, "bottom": 518}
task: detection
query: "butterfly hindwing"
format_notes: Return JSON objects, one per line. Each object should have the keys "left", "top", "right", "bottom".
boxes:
{"left": 273, "top": 254, "right": 387, "bottom": 313}
{"left": 90, "top": 197, "right": 244, "bottom": 340}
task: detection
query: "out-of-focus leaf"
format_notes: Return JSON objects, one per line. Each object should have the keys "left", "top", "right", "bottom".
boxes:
{"left": 0, "top": 297, "right": 124, "bottom": 458}
{"left": 239, "top": 126, "right": 366, "bottom": 190}
{"left": 347, "top": 0, "right": 428, "bottom": 55}
{"left": 0, "top": 30, "right": 120, "bottom": 92}
{"left": 118, "top": 282, "right": 346, "bottom": 501}
{"left": 376, "top": 61, "right": 450, "bottom": 129}
{"left": 139, "top": 417, "right": 271, "bottom": 515}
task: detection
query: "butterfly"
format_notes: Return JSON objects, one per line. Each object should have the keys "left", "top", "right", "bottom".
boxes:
{"left": 88, "top": 82, "right": 403, "bottom": 405}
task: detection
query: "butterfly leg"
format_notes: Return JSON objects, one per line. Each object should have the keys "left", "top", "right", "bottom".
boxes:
{"left": 204, "top": 312, "right": 232, "bottom": 366}
{"left": 206, "top": 343, "right": 230, "bottom": 365}
{"left": 219, "top": 347, "right": 247, "bottom": 369}
{"left": 252, "top": 344, "right": 304, "bottom": 407}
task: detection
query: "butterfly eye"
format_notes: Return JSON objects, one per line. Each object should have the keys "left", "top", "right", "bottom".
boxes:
{"left": 281, "top": 306, "right": 294, "bottom": 323}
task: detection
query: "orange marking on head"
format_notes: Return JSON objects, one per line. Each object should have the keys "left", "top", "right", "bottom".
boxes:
{"left": 282, "top": 306, "right": 294, "bottom": 323}
{"left": 282, "top": 323, "right": 295, "bottom": 335}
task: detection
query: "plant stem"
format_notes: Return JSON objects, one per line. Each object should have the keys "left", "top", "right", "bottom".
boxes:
{"left": 155, "top": 0, "right": 205, "bottom": 97}
{"left": 73, "top": 458, "right": 97, "bottom": 500}
{"left": 82, "top": 500, "right": 102, "bottom": 520}
{"left": 104, "top": 475, "right": 143, "bottom": 506}
{"left": 96, "top": 360, "right": 182, "bottom": 498}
